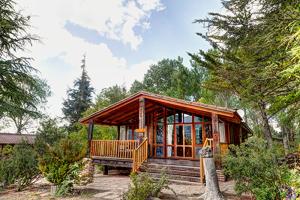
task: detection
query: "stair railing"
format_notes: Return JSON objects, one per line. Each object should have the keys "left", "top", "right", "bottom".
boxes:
{"left": 132, "top": 137, "right": 148, "bottom": 172}
{"left": 200, "top": 138, "right": 213, "bottom": 183}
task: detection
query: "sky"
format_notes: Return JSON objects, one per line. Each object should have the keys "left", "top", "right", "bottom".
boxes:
{"left": 16, "top": 0, "right": 223, "bottom": 118}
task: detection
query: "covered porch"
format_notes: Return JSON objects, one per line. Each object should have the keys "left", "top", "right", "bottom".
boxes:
{"left": 80, "top": 91, "right": 250, "bottom": 173}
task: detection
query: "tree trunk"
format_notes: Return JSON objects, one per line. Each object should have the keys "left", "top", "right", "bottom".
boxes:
{"left": 282, "top": 126, "right": 290, "bottom": 155}
{"left": 258, "top": 101, "right": 273, "bottom": 148}
{"left": 201, "top": 158, "right": 224, "bottom": 200}
{"left": 200, "top": 147, "right": 224, "bottom": 200}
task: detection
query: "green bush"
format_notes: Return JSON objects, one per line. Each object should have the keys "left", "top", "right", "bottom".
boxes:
{"left": 39, "top": 137, "right": 86, "bottom": 196}
{"left": 34, "top": 118, "right": 67, "bottom": 156}
{"left": 122, "top": 172, "right": 175, "bottom": 200}
{"left": 223, "top": 137, "right": 291, "bottom": 199}
{"left": 0, "top": 142, "right": 40, "bottom": 191}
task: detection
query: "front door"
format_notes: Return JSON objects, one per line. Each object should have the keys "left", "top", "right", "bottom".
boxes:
{"left": 175, "top": 124, "right": 193, "bottom": 158}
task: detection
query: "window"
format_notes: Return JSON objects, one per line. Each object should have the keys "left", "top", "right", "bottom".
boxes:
{"left": 120, "top": 126, "right": 126, "bottom": 140}
{"left": 195, "top": 124, "right": 202, "bottom": 144}
{"left": 183, "top": 113, "right": 192, "bottom": 123}
{"left": 167, "top": 125, "right": 174, "bottom": 145}
{"left": 127, "top": 128, "right": 132, "bottom": 140}
{"left": 184, "top": 125, "right": 192, "bottom": 145}
{"left": 175, "top": 112, "right": 183, "bottom": 123}
{"left": 156, "top": 124, "right": 163, "bottom": 144}
{"left": 219, "top": 121, "right": 226, "bottom": 143}
{"left": 194, "top": 115, "right": 203, "bottom": 122}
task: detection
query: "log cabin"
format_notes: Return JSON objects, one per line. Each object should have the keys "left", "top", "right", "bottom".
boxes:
{"left": 80, "top": 91, "right": 251, "bottom": 183}
{"left": 0, "top": 133, "right": 36, "bottom": 149}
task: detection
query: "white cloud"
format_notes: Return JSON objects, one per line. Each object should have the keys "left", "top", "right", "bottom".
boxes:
{"left": 13, "top": 0, "right": 163, "bottom": 118}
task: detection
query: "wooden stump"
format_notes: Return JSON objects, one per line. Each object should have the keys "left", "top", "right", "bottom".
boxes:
{"left": 200, "top": 147, "right": 224, "bottom": 200}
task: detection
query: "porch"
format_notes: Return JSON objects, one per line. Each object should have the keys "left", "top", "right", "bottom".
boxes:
{"left": 80, "top": 91, "right": 250, "bottom": 182}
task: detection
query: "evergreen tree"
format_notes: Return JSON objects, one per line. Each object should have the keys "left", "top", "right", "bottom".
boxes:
{"left": 190, "top": 0, "right": 300, "bottom": 148}
{"left": 0, "top": 0, "right": 49, "bottom": 119}
{"left": 62, "top": 55, "right": 94, "bottom": 128}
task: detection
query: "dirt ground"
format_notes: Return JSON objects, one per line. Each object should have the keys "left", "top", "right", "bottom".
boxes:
{"left": 0, "top": 174, "right": 251, "bottom": 200}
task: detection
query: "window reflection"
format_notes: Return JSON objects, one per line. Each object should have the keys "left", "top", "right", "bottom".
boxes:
{"left": 156, "top": 124, "right": 163, "bottom": 144}
{"left": 184, "top": 125, "right": 192, "bottom": 145}
{"left": 195, "top": 124, "right": 202, "bottom": 144}
{"left": 184, "top": 113, "right": 192, "bottom": 123}
{"left": 176, "top": 125, "right": 183, "bottom": 145}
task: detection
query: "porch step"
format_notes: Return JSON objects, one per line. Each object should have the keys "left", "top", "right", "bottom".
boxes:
{"left": 140, "top": 159, "right": 226, "bottom": 183}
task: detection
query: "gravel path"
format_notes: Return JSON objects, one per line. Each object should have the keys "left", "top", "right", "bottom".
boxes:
{"left": 0, "top": 173, "right": 251, "bottom": 200}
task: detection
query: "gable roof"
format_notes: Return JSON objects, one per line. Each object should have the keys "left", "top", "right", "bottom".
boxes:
{"left": 0, "top": 133, "right": 36, "bottom": 145}
{"left": 80, "top": 91, "right": 242, "bottom": 125}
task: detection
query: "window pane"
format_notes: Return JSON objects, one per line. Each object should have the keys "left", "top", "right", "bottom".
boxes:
{"left": 156, "top": 124, "right": 163, "bottom": 144}
{"left": 195, "top": 147, "right": 202, "bottom": 159}
{"left": 176, "top": 125, "right": 183, "bottom": 145}
{"left": 177, "top": 146, "right": 183, "bottom": 157}
{"left": 120, "top": 126, "right": 126, "bottom": 140}
{"left": 204, "top": 116, "right": 211, "bottom": 122}
{"left": 205, "top": 124, "right": 212, "bottom": 138}
{"left": 167, "top": 146, "right": 174, "bottom": 157}
{"left": 156, "top": 146, "right": 164, "bottom": 157}
{"left": 167, "top": 124, "right": 174, "bottom": 145}
{"left": 167, "top": 109, "right": 174, "bottom": 124}
{"left": 195, "top": 124, "right": 202, "bottom": 144}
{"left": 127, "top": 128, "right": 132, "bottom": 140}
{"left": 175, "top": 112, "right": 183, "bottom": 123}
{"left": 134, "top": 130, "right": 138, "bottom": 140}
{"left": 219, "top": 122, "right": 226, "bottom": 143}
{"left": 194, "top": 115, "right": 203, "bottom": 122}
{"left": 184, "top": 113, "right": 192, "bottom": 123}
{"left": 184, "top": 125, "right": 192, "bottom": 145}
{"left": 185, "top": 147, "right": 192, "bottom": 157}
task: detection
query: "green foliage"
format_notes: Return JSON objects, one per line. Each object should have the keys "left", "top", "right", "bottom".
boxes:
{"left": 34, "top": 117, "right": 67, "bottom": 156}
{"left": 191, "top": 0, "right": 300, "bottom": 147}
{"left": 38, "top": 137, "right": 86, "bottom": 196}
{"left": 62, "top": 55, "right": 94, "bottom": 129}
{"left": 122, "top": 172, "right": 175, "bottom": 200}
{"left": 0, "top": 0, "right": 50, "bottom": 119}
{"left": 0, "top": 145, "right": 13, "bottom": 158}
{"left": 224, "top": 137, "right": 290, "bottom": 199}
{"left": 0, "top": 142, "right": 39, "bottom": 191}
{"left": 129, "top": 57, "right": 206, "bottom": 101}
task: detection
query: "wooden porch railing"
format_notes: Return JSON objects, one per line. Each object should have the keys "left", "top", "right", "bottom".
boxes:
{"left": 90, "top": 140, "right": 139, "bottom": 159}
{"left": 90, "top": 138, "right": 149, "bottom": 172}
{"left": 200, "top": 138, "right": 213, "bottom": 183}
{"left": 132, "top": 138, "right": 148, "bottom": 172}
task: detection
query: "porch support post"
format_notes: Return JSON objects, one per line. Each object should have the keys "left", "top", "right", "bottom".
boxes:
{"left": 87, "top": 120, "right": 94, "bottom": 158}
{"left": 138, "top": 97, "right": 146, "bottom": 141}
{"left": 212, "top": 113, "right": 221, "bottom": 166}
{"left": 139, "top": 97, "right": 145, "bottom": 130}
{"left": 117, "top": 125, "right": 120, "bottom": 140}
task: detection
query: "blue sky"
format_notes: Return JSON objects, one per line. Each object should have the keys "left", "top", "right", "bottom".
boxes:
{"left": 16, "top": 0, "right": 223, "bottom": 117}
{"left": 64, "top": 0, "right": 222, "bottom": 66}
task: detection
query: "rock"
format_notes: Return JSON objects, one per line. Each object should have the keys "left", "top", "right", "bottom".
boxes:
{"left": 78, "top": 158, "right": 95, "bottom": 185}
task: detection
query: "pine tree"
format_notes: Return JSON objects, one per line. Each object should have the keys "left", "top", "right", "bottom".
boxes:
{"left": 62, "top": 55, "right": 94, "bottom": 128}
{"left": 0, "top": 0, "right": 49, "bottom": 119}
{"left": 190, "top": 0, "right": 300, "bottom": 148}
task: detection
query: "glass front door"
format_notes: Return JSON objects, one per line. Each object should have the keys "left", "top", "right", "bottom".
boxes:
{"left": 175, "top": 124, "right": 193, "bottom": 158}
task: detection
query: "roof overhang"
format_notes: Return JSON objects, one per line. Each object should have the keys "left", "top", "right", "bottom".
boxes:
{"left": 80, "top": 91, "right": 242, "bottom": 125}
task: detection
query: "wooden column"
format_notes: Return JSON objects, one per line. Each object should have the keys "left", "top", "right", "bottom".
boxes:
{"left": 137, "top": 97, "right": 146, "bottom": 142}
{"left": 117, "top": 125, "right": 120, "bottom": 140}
{"left": 87, "top": 120, "right": 94, "bottom": 158}
{"left": 139, "top": 98, "right": 145, "bottom": 130}
{"left": 211, "top": 113, "right": 220, "bottom": 157}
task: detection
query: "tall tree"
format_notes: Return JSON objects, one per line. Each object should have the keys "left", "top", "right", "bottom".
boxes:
{"left": 190, "top": 0, "right": 300, "bottom": 148}
{"left": 0, "top": 0, "right": 49, "bottom": 120}
{"left": 62, "top": 55, "right": 94, "bottom": 128}
{"left": 130, "top": 57, "right": 207, "bottom": 101}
